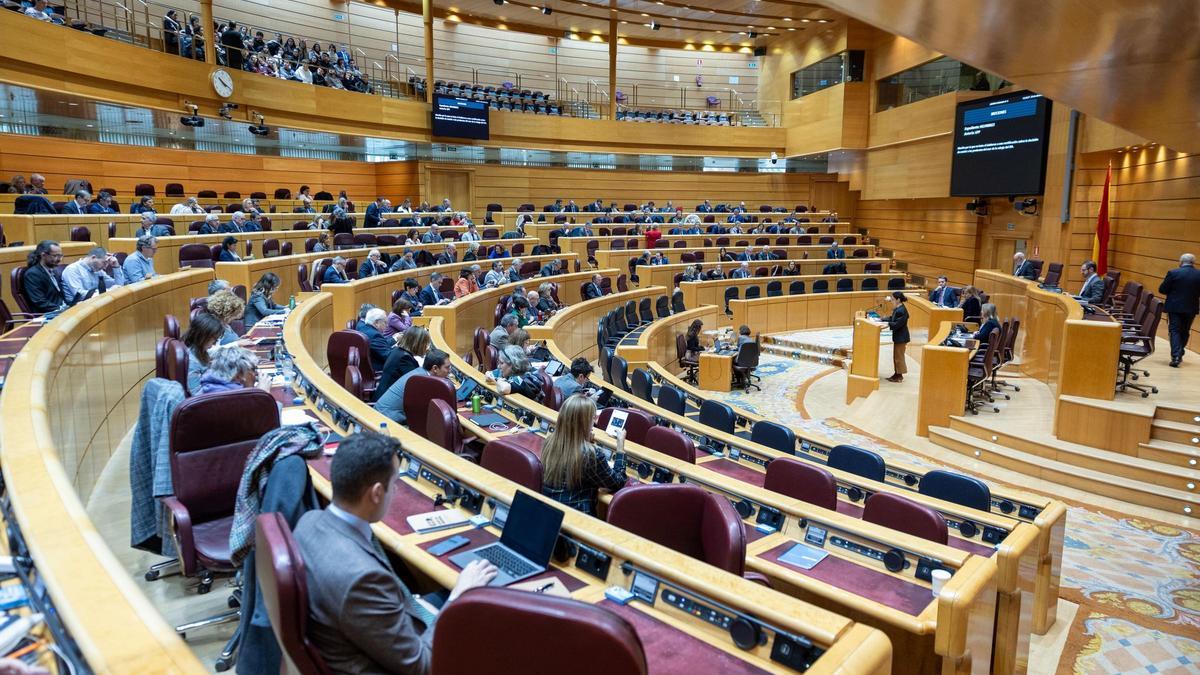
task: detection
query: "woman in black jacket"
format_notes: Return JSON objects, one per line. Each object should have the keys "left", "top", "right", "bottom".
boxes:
{"left": 372, "top": 325, "right": 430, "bottom": 401}
{"left": 959, "top": 285, "right": 982, "bottom": 323}
{"left": 884, "top": 291, "right": 910, "bottom": 382}
{"left": 972, "top": 303, "right": 1002, "bottom": 344}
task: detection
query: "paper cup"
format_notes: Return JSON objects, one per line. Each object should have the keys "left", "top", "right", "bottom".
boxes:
{"left": 930, "top": 569, "right": 951, "bottom": 596}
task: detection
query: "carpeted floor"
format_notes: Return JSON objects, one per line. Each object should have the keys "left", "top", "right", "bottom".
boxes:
{"left": 705, "top": 372, "right": 1200, "bottom": 675}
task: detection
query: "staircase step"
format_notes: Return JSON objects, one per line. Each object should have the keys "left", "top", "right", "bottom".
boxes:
{"left": 760, "top": 343, "right": 847, "bottom": 368}
{"left": 1152, "top": 419, "right": 1200, "bottom": 445}
{"left": 1154, "top": 403, "right": 1200, "bottom": 426}
{"left": 1138, "top": 440, "right": 1200, "bottom": 468}
{"left": 929, "top": 426, "right": 1200, "bottom": 514}
{"left": 948, "top": 416, "right": 1200, "bottom": 490}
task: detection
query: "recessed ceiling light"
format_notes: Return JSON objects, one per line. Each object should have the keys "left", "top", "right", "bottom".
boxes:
{"left": 86, "top": 123, "right": 94, "bottom": 127}
{"left": 783, "top": 17, "right": 792, "bottom": 21}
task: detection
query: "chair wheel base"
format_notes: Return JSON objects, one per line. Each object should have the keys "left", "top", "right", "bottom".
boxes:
{"left": 197, "top": 581, "right": 212, "bottom": 595}
{"left": 215, "top": 657, "right": 233, "bottom": 672}
{"left": 145, "top": 570, "right": 160, "bottom": 581}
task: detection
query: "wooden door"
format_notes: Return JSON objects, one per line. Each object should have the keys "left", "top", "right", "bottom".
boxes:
{"left": 427, "top": 168, "right": 473, "bottom": 213}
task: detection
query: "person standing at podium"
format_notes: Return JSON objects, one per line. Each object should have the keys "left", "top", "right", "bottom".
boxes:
{"left": 883, "top": 291, "right": 910, "bottom": 382}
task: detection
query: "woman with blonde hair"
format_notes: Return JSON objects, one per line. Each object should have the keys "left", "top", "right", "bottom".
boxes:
{"left": 541, "top": 394, "right": 627, "bottom": 515}
{"left": 206, "top": 289, "right": 246, "bottom": 344}
{"left": 958, "top": 285, "right": 982, "bottom": 323}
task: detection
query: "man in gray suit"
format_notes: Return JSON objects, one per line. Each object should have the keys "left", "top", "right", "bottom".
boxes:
{"left": 293, "top": 433, "right": 497, "bottom": 674}
{"left": 1076, "top": 260, "right": 1105, "bottom": 304}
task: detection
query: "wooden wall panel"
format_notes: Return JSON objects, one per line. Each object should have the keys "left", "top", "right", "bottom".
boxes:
{"left": 0, "top": 134, "right": 378, "bottom": 202}
{"left": 855, "top": 197, "right": 979, "bottom": 285}
{"left": 757, "top": 26, "right": 847, "bottom": 114}
{"left": 373, "top": 160, "right": 421, "bottom": 202}
{"left": 861, "top": 135, "right": 953, "bottom": 200}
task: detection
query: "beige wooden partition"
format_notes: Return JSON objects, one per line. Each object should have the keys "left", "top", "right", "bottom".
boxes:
{"left": 523, "top": 217, "right": 846, "bottom": 242}
{"left": 730, "top": 291, "right": 898, "bottom": 335}
{"left": 0, "top": 269, "right": 214, "bottom": 673}
{"left": 597, "top": 244, "right": 878, "bottom": 272}
{"left": 620, "top": 305, "right": 721, "bottom": 374}
{"left": 560, "top": 232, "right": 866, "bottom": 260}
{"left": 643, "top": 258, "right": 892, "bottom": 290}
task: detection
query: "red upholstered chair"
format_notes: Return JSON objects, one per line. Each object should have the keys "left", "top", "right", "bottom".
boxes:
{"left": 642, "top": 426, "right": 695, "bottom": 464}
{"left": 262, "top": 238, "right": 280, "bottom": 257}
{"left": 297, "top": 263, "right": 312, "bottom": 292}
{"left": 281, "top": 241, "right": 293, "bottom": 256}
{"left": 327, "top": 330, "right": 375, "bottom": 398}
{"left": 8, "top": 268, "right": 40, "bottom": 316}
{"left": 179, "top": 243, "right": 216, "bottom": 270}
{"left": 607, "top": 484, "right": 767, "bottom": 585}
{"left": 231, "top": 284, "right": 247, "bottom": 303}
{"left": 344, "top": 361, "right": 366, "bottom": 401}
{"left": 427, "top": 399, "right": 471, "bottom": 459}
{"left": 163, "top": 314, "right": 181, "bottom": 339}
{"left": 70, "top": 226, "right": 91, "bottom": 242}
{"left": 254, "top": 513, "right": 332, "bottom": 675}
{"left": 135, "top": 183, "right": 156, "bottom": 196}
{"left": 431, "top": 587, "right": 647, "bottom": 675}
{"left": 164, "top": 389, "right": 280, "bottom": 592}
{"left": 594, "top": 408, "right": 655, "bottom": 445}
{"left": 473, "top": 327, "right": 489, "bottom": 369}
{"left": 224, "top": 191, "right": 241, "bottom": 199}
{"left": 402, "top": 374, "right": 455, "bottom": 437}
{"left": 862, "top": 492, "right": 949, "bottom": 545}
{"left": 763, "top": 457, "right": 838, "bottom": 511}
{"left": 161, "top": 338, "right": 191, "bottom": 394}
{"left": 480, "top": 437, "right": 543, "bottom": 491}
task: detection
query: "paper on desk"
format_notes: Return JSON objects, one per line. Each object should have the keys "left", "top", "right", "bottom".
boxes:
{"left": 406, "top": 509, "right": 470, "bottom": 533}
{"left": 280, "top": 408, "right": 320, "bottom": 427}
{"left": 777, "top": 542, "right": 829, "bottom": 571}
{"left": 509, "top": 577, "right": 570, "bottom": 598}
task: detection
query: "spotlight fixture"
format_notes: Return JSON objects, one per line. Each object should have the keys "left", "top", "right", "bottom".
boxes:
{"left": 769, "top": 151, "right": 778, "bottom": 165}
{"left": 648, "top": 21, "right": 660, "bottom": 30}
{"left": 747, "top": 31, "right": 758, "bottom": 38}
{"left": 965, "top": 198, "right": 989, "bottom": 216}
{"left": 218, "top": 102, "right": 238, "bottom": 120}
{"left": 248, "top": 111, "right": 269, "bottom": 136}
{"left": 180, "top": 101, "right": 204, "bottom": 127}
{"left": 541, "top": 5, "right": 552, "bottom": 14}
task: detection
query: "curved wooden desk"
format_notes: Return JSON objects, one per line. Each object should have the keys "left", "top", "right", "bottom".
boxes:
{"left": 525, "top": 218, "right": 850, "bottom": 243}
{"left": 642, "top": 259, "right": 893, "bottom": 292}
{"left": 526, "top": 285, "right": 667, "bottom": 364}
{"left": 681, "top": 274, "right": 907, "bottom": 313}
{"left": 0, "top": 270, "right": 214, "bottom": 673}
{"left": 284, "top": 293, "right": 892, "bottom": 675}
{"left": 432, "top": 313, "right": 1010, "bottom": 675}
{"left": 598, "top": 245, "right": 878, "bottom": 272}
{"left": 561, "top": 233, "right": 867, "bottom": 260}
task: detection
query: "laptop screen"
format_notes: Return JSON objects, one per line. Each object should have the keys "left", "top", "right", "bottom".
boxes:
{"left": 499, "top": 491, "right": 564, "bottom": 566}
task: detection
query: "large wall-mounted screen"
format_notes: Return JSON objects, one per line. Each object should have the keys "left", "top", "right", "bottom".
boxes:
{"left": 950, "top": 91, "right": 1052, "bottom": 197}
{"left": 431, "top": 95, "right": 490, "bottom": 140}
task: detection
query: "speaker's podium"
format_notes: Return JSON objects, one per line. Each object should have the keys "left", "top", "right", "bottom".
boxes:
{"left": 846, "top": 316, "right": 882, "bottom": 404}
{"left": 698, "top": 352, "right": 734, "bottom": 392}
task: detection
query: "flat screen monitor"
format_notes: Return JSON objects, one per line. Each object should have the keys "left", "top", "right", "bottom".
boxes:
{"left": 950, "top": 90, "right": 1052, "bottom": 197}
{"left": 431, "top": 94, "right": 489, "bottom": 140}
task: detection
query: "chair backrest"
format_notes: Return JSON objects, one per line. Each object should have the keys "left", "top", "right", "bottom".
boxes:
{"left": 887, "top": 277, "right": 906, "bottom": 290}
{"left": 763, "top": 457, "right": 839, "bottom": 511}
{"left": 918, "top": 469, "right": 992, "bottom": 512}
{"left": 163, "top": 313, "right": 181, "bottom": 339}
{"left": 609, "top": 355, "right": 630, "bottom": 392}
{"left": 812, "top": 279, "right": 828, "bottom": 293}
{"left": 638, "top": 297, "right": 653, "bottom": 323}
{"left": 426, "top": 398, "right": 463, "bottom": 454}
{"left": 161, "top": 338, "right": 191, "bottom": 394}
{"left": 1044, "top": 262, "right": 1063, "bottom": 286}
{"left": 403, "top": 374, "right": 456, "bottom": 437}
{"left": 827, "top": 444, "right": 886, "bottom": 482}
{"left": 698, "top": 399, "right": 736, "bottom": 435}
{"left": 863, "top": 492, "right": 949, "bottom": 545}
{"left": 431, "top": 587, "right": 647, "bottom": 675}
{"left": 169, "top": 389, "right": 280, "bottom": 524}
{"left": 657, "top": 385, "right": 687, "bottom": 416}
{"left": 473, "top": 327, "right": 489, "bottom": 367}
{"left": 480, "top": 437, "right": 543, "bottom": 491}
{"left": 630, "top": 368, "right": 654, "bottom": 402}
{"left": 744, "top": 285, "right": 761, "bottom": 300}
{"left": 766, "top": 280, "right": 782, "bottom": 297}
{"left": 327, "top": 330, "right": 370, "bottom": 390}
{"left": 836, "top": 278, "right": 853, "bottom": 292}
{"left": 179, "top": 243, "right": 215, "bottom": 269}
{"left": 70, "top": 225, "right": 91, "bottom": 242}
{"left": 788, "top": 280, "right": 805, "bottom": 295}
{"left": 607, "top": 483, "right": 745, "bottom": 575}
{"left": 734, "top": 341, "right": 759, "bottom": 369}
{"left": 861, "top": 277, "right": 878, "bottom": 291}
{"left": 643, "top": 426, "right": 696, "bottom": 464}
{"left": 595, "top": 407, "right": 655, "bottom": 445}
{"left": 671, "top": 289, "right": 685, "bottom": 313}
{"left": 749, "top": 420, "right": 795, "bottom": 456}
{"left": 656, "top": 295, "right": 671, "bottom": 318}
{"left": 344, "top": 361, "right": 365, "bottom": 400}
{"left": 255, "top": 513, "right": 332, "bottom": 675}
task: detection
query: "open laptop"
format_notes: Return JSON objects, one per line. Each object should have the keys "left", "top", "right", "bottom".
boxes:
{"left": 450, "top": 491, "right": 564, "bottom": 587}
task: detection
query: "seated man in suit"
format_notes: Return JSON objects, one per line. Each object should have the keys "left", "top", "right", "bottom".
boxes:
{"left": 389, "top": 250, "right": 417, "bottom": 273}
{"left": 62, "top": 190, "right": 90, "bottom": 215}
{"left": 418, "top": 272, "right": 449, "bottom": 306}
{"left": 360, "top": 308, "right": 397, "bottom": 372}
{"left": 1075, "top": 260, "right": 1105, "bottom": 304}
{"left": 87, "top": 190, "right": 118, "bottom": 214}
{"left": 434, "top": 244, "right": 457, "bottom": 266}
{"left": 737, "top": 246, "right": 754, "bottom": 262}
{"left": 582, "top": 273, "right": 604, "bottom": 299}
{"left": 421, "top": 224, "right": 443, "bottom": 243}
{"left": 490, "top": 313, "right": 518, "bottom": 349}
{"left": 564, "top": 199, "right": 580, "bottom": 213}
{"left": 547, "top": 199, "right": 564, "bottom": 212}
{"left": 322, "top": 257, "right": 351, "bottom": 285}
{"left": 826, "top": 241, "right": 845, "bottom": 259}
{"left": 358, "top": 249, "right": 389, "bottom": 279}
{"left": 730, "top": 261, "right": 751, "bottom": 279}
{"left": 242, "top": 215, "right": 263, "bottom": 232}
{"left": 198, "top": 213, "right": 221, "bottom": 235}
{"left": 726, "top": 208, "right": 746, "bottom": 225}
{"left": 539, "top": 259, "right": 561, "bottom": 277}
{"left": 1012, "top": 252, "right": 1038, "bottom": 280}
{"left": 928, "top": 275, "right": 960, "bottom": 307}
{"left": 755, "top": 246, "right": 775, "bottom": 261}
{"left": 133, "top": 211, "right": 169, "bottom": 238}
{"left": 293, "top": 432, "right": 497, "bottom": 675}
{"left": 62, "top": 246, "right": 125, "bottom": 302}
{"left": 219, "top": 211, "right": 248, "bottom": 234}
{"left": 648, "top": 250, "right": 668, "bottom": 266}
{"left": 22, "top": 240, "right": 66, "bottom": 313}
{"left": 697, "top": 199, "right": 713, "bottom": 213}
{"left": 822, "top": 261, "right": 847, "bottom": 275}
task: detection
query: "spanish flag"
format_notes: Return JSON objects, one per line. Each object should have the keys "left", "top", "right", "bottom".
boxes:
{"left": 1092, "top": 163, "right": 1111, "bottom": 275}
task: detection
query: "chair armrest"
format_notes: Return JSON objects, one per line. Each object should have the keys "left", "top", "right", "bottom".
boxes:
{"left": 161, "top": 496, "right": 197, "bottom": 578}
{"left": 743, "top": 571, "right": 773, "bottom": 588}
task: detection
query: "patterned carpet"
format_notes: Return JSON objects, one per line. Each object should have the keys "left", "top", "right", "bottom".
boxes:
{"left": 705, "top": 373, "right": 1200, "bottom": 675}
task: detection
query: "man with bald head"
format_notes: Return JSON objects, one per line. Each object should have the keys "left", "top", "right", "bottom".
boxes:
{"left": 1013, "top": 252, "right": 1037, "bottom": 280}
{"left": 1160, "top": 253, "right": 1200, "bottom": 367}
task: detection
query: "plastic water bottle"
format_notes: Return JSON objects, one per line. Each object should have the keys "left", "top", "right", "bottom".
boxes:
{"left": 470, "top": 392, "right": 482, "bottom": 414}
{"left": 288, "top": 294, "right": 296, "bottom": 310}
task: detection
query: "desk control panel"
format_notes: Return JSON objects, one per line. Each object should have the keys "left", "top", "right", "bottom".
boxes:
{"left": 618, "top": 564, "right": 825, "bottom": 672}
{"left": 803, "top": 520, "right": 950, "bottom": 583}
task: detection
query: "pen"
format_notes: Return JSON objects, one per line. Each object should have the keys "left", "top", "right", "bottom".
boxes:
{"left": 534, "top": 582, "right": 554, "bottom": 593}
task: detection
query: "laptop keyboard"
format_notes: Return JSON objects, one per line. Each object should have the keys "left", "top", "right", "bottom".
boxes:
{"left": 476, "top": 546, "right": 537, "bottom": 577}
